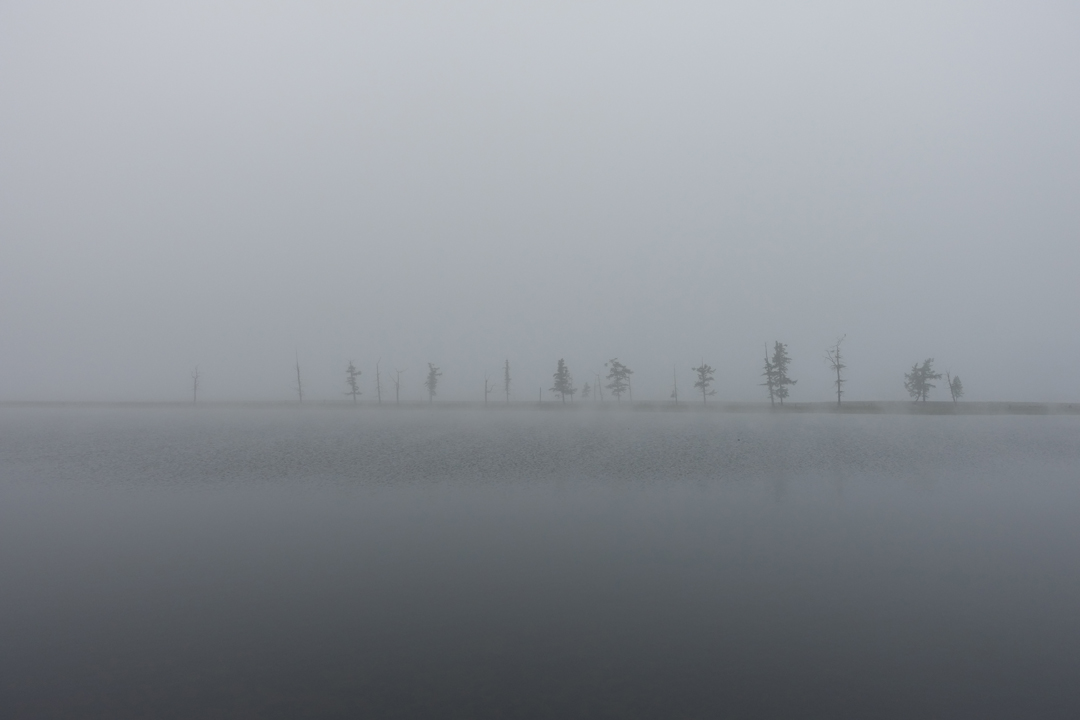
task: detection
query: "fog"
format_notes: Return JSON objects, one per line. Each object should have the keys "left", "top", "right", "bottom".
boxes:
{"left": 2, "top": 1, "right": 1078, "bottom": 402}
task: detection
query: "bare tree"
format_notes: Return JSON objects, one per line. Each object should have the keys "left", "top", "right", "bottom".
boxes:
{"left": 345, "top": 360, "right": 362, "bottom": 403}
{"left": 295, "top": 352, "right": 304, "bottom": 404}
{"left": 503, "top": 359, "right": 512, "bottom": 404}
{"left": 375, "top": 359, "right": 383, "bottom": 405}
{"left": 425, "top": 363, "right": 442, "bottom": 403}
{"left": 484, "top": 373, "right": 496, "bottom": 405}
{"left": 391, "top": 369, "right": 405, "bottom": 405}
{"left": 595, "top": 373, "right": 604, "bottom": 402}
{"left": 692, "top": 361, "right": 717, "bottom": 404}
{"left": 191, "top": 366, "right": 200, "bottom": 404}
{"left": 825, "top": 336, "right": 846, "bottom": 407}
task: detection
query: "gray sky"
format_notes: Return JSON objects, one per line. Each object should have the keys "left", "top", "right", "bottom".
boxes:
{"left": 2, "top": 1, "right": 1078, "bottom": 402}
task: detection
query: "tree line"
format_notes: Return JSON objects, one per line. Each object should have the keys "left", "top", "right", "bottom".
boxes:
{"left": 189, "top": 338, "right": 965, "bottom": 406}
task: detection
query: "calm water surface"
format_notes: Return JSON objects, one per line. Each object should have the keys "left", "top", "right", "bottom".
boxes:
{"left": 1, "top": 407, "right": 1078, "bottom": 718}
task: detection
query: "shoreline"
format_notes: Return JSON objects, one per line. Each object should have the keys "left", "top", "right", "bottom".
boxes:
{"left": 2, "top": 400, "right": 1078, "bottom": 415}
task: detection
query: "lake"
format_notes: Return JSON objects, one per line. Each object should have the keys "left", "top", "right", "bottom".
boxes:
{"left": 1, "top": 406, "right": 1078, "bottom": 718}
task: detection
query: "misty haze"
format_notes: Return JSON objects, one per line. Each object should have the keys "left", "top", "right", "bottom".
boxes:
{"left": 2, "top": 2, "right": 1079, "bottom": 718}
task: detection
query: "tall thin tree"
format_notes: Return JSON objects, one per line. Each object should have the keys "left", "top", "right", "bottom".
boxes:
{"left": 670, "top": 367, "right": 679, "bottom": 405}
{"left": 605, "top": 359, "right": 633, "bottom": 403}
{"left": 550, "top": 359, "right": 576, "bottom": 403}
{"left": 391, "top": 369, "right": 405, "bottom": 405}
{"left": 295, "top": 352, "right": 304, "bottom": 404}
{"left": 191, "top": 366, "right": 200, "bottom": 404}
{"left": 345, "top": 360, "right": 362, "bottom": 403}
{"left": 692, "top": 361, "right": 717, "bottom": 404}
{"left": 946, "top": 371, "right": 964, "bottom": 404}
{"left": 825, "top": 336, "right": 846, "bottom": 407}
{"left": 375, "top": 359, "right": 383, "bottom": 405}
{"left": 504, "top": 359, "right": 511, "bottom": 404}
{"left": 770, "top": 342, "right": 796, "bottom": 405}
{"left": 425, "top": 363, "right": 442, "bottom": 404}
{"left": 484, "top": 373, "right": 496, "bottom": 405}
{"left": 761, "top": 344, "right": 776, "bottom": 406}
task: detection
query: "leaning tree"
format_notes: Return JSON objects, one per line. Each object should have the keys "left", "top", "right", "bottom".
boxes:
{"left": 946, "top": 371, "right": 964, "bottom": 404}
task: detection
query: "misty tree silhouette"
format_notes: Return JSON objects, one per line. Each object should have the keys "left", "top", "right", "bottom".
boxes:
{"left": 375, "top": 360, "right": 383, "bottom": 405}
{"left": 904, "top": 358, "right": 941, "bottom": 402}
{"left": 947, "top": 371, "right": 964, "bottom": 404}
{"left": 761, "top": 344, "right": 776, "bottom": 406}
{"left": 345, "top": 361, "right": 362, "bottom": 403}
{"left": 425, "top": 363, "right": 442, "bottom": 404}
{"left": 550, "top": 359, "right": 576, "bottom": 403}
{"left": 769, "top": 342, "right": 796, "bottom": 405}
{"left": 692, "top": 362, "right": 717, "bottom": 404}
{"left": 391, "top": 368, "right": 405, "bottom": 405}
{"left": 294, "top": 352, "right": 304, "bottom": 404}
{"left": 605, "top": 359, "right": 633, "bottom": 403}
{"left": 503, "top": 359, "right": 511, "bottom": 404}
{"left": 825, "top": 336, "right": 846, "bottom": 407}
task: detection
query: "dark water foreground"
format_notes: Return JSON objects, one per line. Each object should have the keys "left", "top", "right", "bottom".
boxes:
{"left": 1, "top": 407, "right": 1078, "bottom": 719}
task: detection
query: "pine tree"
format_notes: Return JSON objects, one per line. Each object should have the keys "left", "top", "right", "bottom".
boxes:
{"left": 605, "top": 358, "right": 633, "bottom": 402}
{"left": 550, "top": 359, "right": 576, "bottom": 403}
{"left": 770, "top": 342, "right": 796, "bottom": 404}
{"left": 425, "top": 363, "right": 442, "bottom": 403}
{"left": 761, "top": 344, "right": 776, "bottom": 406}
{"left": 904, "top": 358, "right": 942, "bottom": 402}
{"left": 345, "top": 360, "right": 362, "bottom": 403}
{"left": 946, "top": 371, "right": 964, "bottom": 403}
{"left": 581, "top": 382, "right": 591, "bottom": 400}
{"left": 692, "top": 362, "right": 716, "bottom": 404}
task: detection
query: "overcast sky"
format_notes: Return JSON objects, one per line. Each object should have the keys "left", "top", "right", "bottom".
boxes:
{"left": 2, "top": 1, "right": 1078, "bottom": 402}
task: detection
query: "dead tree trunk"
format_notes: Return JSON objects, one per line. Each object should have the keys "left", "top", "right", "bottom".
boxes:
{"left": 825, "top": 336, "right": 846, "bottom": 407}
{"left": 295, "top": 353, "right": 304, "bottom": 404}
{"left": 376, "top": 360, "right": 383, "bottom": 405}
